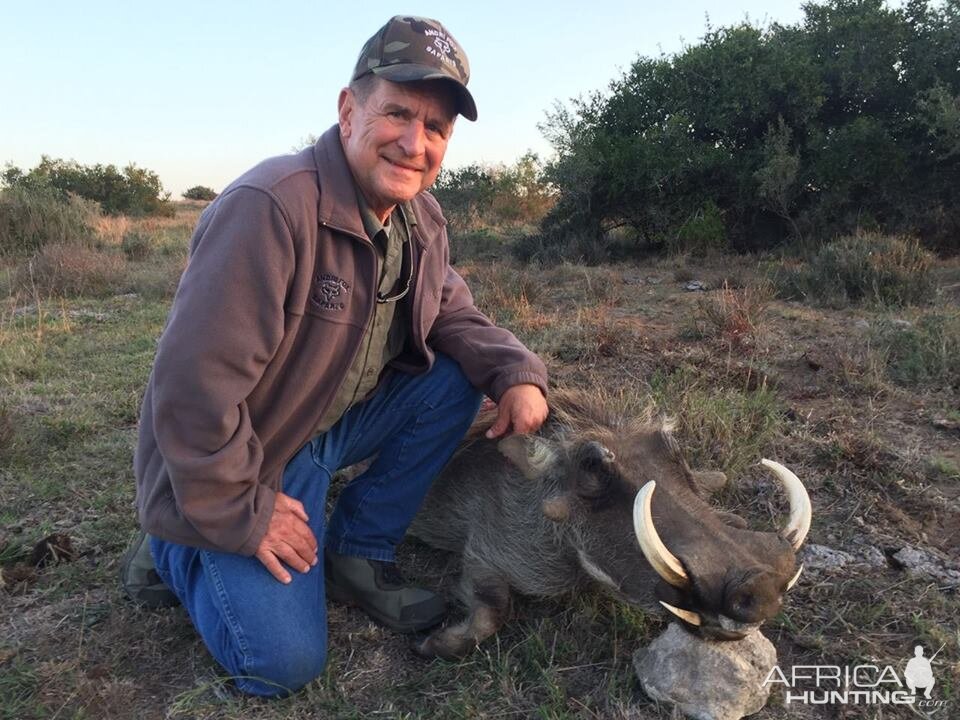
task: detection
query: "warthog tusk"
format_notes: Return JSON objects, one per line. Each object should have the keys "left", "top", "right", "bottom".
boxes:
{"left": 786, "top": 564, "right": 803, "bottom": 590}
{"left": 633, "top": 482, "right": 689, "bottom": 588}
{"left": 660, "top": 601, "right": 702, "bottom": 626}
{"left": 760, "top": 459, "right": 812, "bottom": 550}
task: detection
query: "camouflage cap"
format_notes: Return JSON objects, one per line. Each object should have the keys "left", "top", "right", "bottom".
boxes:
{"left": 352, "top": 16, "right": 477, "bottom": 121}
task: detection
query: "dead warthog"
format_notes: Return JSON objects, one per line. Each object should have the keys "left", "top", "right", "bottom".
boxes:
{"left": 409, "top": 389, "right": 810, "bottom": 659}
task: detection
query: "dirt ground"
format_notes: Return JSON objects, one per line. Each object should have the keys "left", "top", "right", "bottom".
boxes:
{"left": 1, "top": 250, "right": 958, "bottom": 719}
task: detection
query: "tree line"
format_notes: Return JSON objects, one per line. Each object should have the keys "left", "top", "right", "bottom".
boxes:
{"left": 4, "top": 0, "right": 957, "bottom": 260}
{"left": 536, "top": 0, "right": 959, "bottom": 256}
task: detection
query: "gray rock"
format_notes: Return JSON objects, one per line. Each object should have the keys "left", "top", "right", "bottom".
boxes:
{"left": 855, "top": 543, "right": 888, "bottom": 568}
{"left": 799, "top": 543, "right": 857, "bottom": 571}
{"left": 634, "top": 624, "right": 776, "bottom": 720}
{"left": 892, "top": 545, "right": 960, "bottom": 587}
{"left": 800, "top": 542, "right": 887, "bottom": 572}
{"left": 684, "top": 281, "right": 707, "bottom": 292}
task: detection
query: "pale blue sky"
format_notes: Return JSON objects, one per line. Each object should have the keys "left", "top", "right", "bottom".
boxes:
{"left": 1, "top": 1, "right": 808, "bottom": 197}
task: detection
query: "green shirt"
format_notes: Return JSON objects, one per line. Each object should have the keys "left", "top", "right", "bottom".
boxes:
{"left": 314, "top": 194, "right": 413, "bottom": 433}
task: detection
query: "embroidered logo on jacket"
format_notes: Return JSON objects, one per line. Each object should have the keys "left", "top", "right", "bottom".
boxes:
{"left": 312, "top": 273, "right": 350, "bottom": 311}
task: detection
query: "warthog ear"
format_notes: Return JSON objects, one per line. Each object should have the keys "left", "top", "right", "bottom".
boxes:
{"left": 542, "top": 494, "right": 571, "bottom": 522}
{"left": 575, "top": 440, "right": 619, "bottom": 498}
{"left": 691, "top": 470, "right": 727, "bottom": 496}
{"left": 498, "top": 435, "right": 557, "bottom": 479}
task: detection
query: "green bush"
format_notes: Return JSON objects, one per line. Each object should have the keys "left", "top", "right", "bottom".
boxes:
{"left": 4, "top": 157, "right": 173, "bottom": 216}
{"left": 777, "top": 234, "right": 935, "bottom": 307}
{"left": 449, "top": 228, "right": 505, "bottom": 264}
{"left": 433, "top": 153, "right": 553, "bottom": 233}
{"left": 540, "top": 0, "right": 960, "bottom": 254}
{"left": 121, "top": 231, "right": 153, "bottom": 261}
{"left": 0, "top": 185, "right": 98, "bottom": 256}
{"left": 666, "top": 201, "right": 727, "bottom": 256}
{"left": 510, "top": 230, "right": 610, "bottom": 265}
{"left": 871, "top": 313, "right": 960, "bottom": 386}
{"left": 182, "top": 185, "right": 218, "bottom": 201}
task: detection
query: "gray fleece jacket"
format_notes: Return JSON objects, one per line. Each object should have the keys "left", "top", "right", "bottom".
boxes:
{"left": 134, "top": 126, "right": 547, "bottom": 556}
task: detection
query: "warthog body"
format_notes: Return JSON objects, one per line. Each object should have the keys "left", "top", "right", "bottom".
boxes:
{"left": 409, "top": 390, "right": 810, "bottom": 659}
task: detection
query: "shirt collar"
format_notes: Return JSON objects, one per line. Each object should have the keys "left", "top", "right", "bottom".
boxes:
{"left": 355, "top": 192, "right": 419, "bottom": 242}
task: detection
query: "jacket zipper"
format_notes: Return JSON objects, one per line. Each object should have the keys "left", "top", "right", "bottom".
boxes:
{"left": 410, "top": 227, "right": 429, "bottom": 355}
{"left": 313, "top": 219, "right": 380, "bottom": 425}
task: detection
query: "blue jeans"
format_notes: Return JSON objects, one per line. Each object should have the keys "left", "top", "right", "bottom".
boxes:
{"left": 151, "top": 354, "right": 482, "bottom": 697}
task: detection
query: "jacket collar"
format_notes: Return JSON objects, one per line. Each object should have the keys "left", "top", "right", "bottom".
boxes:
{"left": 312, "top": 125, "right": 443, "bottom": 248}
{"left": 313, "top": 125, "right": 367, "bottom": 240}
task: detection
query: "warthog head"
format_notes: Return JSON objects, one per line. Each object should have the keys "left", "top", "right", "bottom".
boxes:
{"left": 499, "top": 408, "right": 810, "bottom": 641}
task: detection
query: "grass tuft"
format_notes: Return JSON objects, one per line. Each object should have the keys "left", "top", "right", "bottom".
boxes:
{"left": 0, "top": 402, "right": 14, "bottom": 463}
{"left": 0, "top": 186, "right": 99, "bottom": 257}
{"left": 16, "top": 243, "right": 127, "bottom": 298}
{"left": 693, "top": 281, "right": 773, "bottom": 347}
{"left": 648, "top": 365, "right": 783, "bottom": 477}
{"left": 777, "top": 233, "right": 935, "bottom": 307}
{"left": 120, "top": 230, "right": 153, "bottom": 261}
{"left": 870, "top": 312, "right": 960, "bottom": 386}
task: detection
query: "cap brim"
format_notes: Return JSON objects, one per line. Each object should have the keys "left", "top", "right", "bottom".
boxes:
{"left": 370, "top": 64, "right": 477, "bottom": 121}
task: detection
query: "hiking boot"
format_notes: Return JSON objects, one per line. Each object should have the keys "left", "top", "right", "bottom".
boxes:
{"left": 119, "top": 530, "right": 179, "bottom": 608}
{"left": 324, "top": 550, "right": 445, "bottom": 633}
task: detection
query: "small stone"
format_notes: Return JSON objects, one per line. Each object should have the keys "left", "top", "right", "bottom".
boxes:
{"left": 891, "top": 545, "right": 960, "bottom": 587}
{"left": 856, "top": 544, "right": 888, "bottom": 568}
{"left": 684, "top": 281, "right": 707, "bottom": 292}
{"left": 799, "top": 543, "right": 856, "bottom": 571}
{"left": 634, "top": 625, "right": 776, "bottom": 720}
{"left": 12, "top": 305, "right": 37, "bottom": 318}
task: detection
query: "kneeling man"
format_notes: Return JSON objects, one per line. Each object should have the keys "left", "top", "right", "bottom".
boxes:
{"left": 124, "top": 16, "right": 548, "bottom": 697}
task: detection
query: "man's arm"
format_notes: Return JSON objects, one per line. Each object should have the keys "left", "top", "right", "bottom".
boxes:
{"left": 425, "top": 249, "right": 549, "bottom": 436}
{"left": 151, "top": 186, "right": 294, "bottom": 556}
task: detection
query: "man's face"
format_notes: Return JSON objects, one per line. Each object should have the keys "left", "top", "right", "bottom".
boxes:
{"left": 338, "top": 77, "right": 456, "bottom": 221}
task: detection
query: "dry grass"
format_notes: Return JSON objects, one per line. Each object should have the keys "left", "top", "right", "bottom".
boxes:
{"left": 1, "top": 223, "right": 958, "bottom": 719}
{"left": 777, "top": 233, "right": 936, "bottom": 307}
{"left": 93, "top": 201, "right": 201, "bottom": 251}
{"left": 16, "top": 243, "right": 128, "bottom": 298}
{"left": 693, "top": 281, "right": 774, "bottom": 348}
{"left": 90, "top": 213, "right": 132, "bottom": 246}
{"left": 0, "top": 402, "right": 14, "bottom": 463}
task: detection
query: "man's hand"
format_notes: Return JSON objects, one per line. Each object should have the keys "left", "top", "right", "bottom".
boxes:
{"left": 255, "top": 492, "right": 318, "bottom": 584}
{"left": 485, "top": 384, "right": 548, "bottom": 439}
